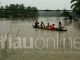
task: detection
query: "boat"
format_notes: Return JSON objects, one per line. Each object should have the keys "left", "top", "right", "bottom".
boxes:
{"left": 32, "top": 25, "right": 67, "bottom": 31}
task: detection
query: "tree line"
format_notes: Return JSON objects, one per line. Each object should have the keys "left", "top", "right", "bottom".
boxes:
{"left": 0, "top": 4, "right": 38, "bottom": 18}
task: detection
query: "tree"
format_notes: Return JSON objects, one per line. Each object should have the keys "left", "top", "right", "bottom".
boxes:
{"left": 71, "top": 0, "right": 80, "bottom": 15}
{"left": 25, "top": 6, "right": 38, "bottom": 17}
{"left": 26, "top": 6, "right": 32, "bottom": 17}
{"left": 0, "top": 6, "right": 4, "bottom": 17}
{"left": 60, "top": 9, "right": 70, "bottom": 17}
{"left": 31, "top": 7, "right": 38, "bottom": 17}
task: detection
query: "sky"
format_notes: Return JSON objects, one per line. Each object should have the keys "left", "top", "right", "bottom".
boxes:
{"left": 0, "top": 0, "right": 72, "bottom": 10}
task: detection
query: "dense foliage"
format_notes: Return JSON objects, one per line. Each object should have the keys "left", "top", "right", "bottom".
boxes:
{"left": 0, "top": 4, "right": 38, "bottom": 18}
{"left": 60, "top": 9, "right": 70, "bottom": 17}
{"left": 71, "top": 0, "right": 80, "bottom": 15}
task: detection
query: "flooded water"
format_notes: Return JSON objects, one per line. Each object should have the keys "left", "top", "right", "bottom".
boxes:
{"left": 0, "top": 17, "right": 80, "bottom": 60}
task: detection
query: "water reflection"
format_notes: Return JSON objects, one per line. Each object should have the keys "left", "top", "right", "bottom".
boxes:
{"left": 63, "top": 19, "right": 73, "bottom": 26}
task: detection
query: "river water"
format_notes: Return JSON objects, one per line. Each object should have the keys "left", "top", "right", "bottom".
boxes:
{"left": 0, "top": 17, "right": 80, "bottom": 60}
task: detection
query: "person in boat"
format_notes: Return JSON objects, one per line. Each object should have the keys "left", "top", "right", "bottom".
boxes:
{"left": 40, "top": 21, "right": 45, "bottom": 28}
{"left": 58, "top": 22, "right": 64, "bottom": 30}
{"left": 58, "top": 22, "right": 67, "bottom": 31}
{"left": 49, "top": 24, "right": 56, "bottom": 30}
{"left": 46, "top": 23, "right": 50, "bottom": 29}
{"left": 35, "top": 21, "right": 39, "bottom": 28}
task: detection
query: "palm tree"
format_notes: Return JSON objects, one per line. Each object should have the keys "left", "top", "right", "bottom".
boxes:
{"left": 71, "top": 0, "right": 80, "bottom": 15}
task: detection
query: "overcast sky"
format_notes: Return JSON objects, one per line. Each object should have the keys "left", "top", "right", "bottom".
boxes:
{"left": 0, "top": 0, "right": 72, "bottom": 10}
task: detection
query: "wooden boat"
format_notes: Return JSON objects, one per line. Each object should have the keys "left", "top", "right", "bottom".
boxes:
{"left": 32, "top": 25, "right": 67, "bottom": 31}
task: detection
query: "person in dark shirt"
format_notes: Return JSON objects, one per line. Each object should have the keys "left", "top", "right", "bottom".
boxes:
{"left": 35, "top": 21, "right": 39, "bottom": 28}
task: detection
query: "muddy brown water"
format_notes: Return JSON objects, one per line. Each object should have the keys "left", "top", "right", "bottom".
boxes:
{"left": 0, "top": 17, "right": 80, "bottom": 60}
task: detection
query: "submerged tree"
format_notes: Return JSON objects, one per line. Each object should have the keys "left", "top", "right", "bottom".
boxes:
{"left": 60, "top": 9, "right": 70, "bottom": 17}
{"left": 71, "top": 0, "right": 80, "bottom": 15}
